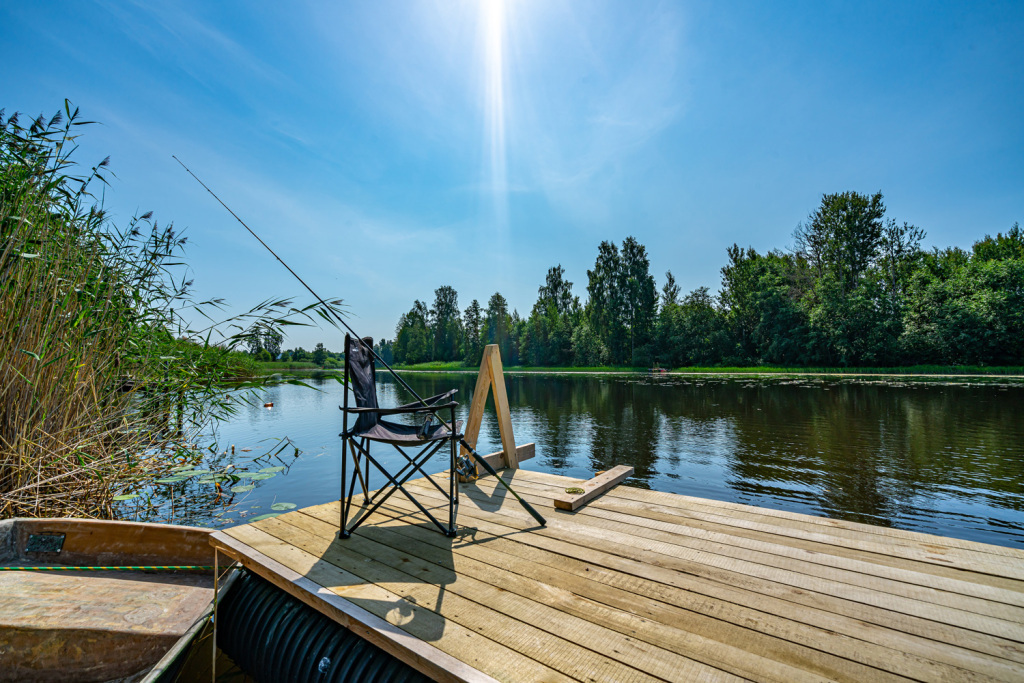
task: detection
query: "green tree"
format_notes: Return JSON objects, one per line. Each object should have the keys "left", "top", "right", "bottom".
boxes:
{"left": 903, "top": 251, "right": 1024, "bottom": 364}
{"left": 795, "top": 191, "right": 886, "bottom": 294}
{"left": 661, "top": 270, "right": 680, "bottom": 307}
{"left": 657, "top": 287, "right": 729, "bottom": 367}
{"left": 972, "top": 223, "right": 1024, "bottom": 262}
{"left": 462, "top": 299, "right": 483, "bottom": 365}
{"left": 586, "top": 240, "right": 627, "bottom": 362}
{"left": 374, "top": 338, "right": 394, "bottom": 365}
{"left": 620, "top": 236, "right": 658, "bottom": 364}
{"left": 482, "top": 293, "right": 513, "bottom": 361}
{"left": 312, "top": 342, "right": 328, "bottom": 367}
{"left": 586, "top": 238, "right": 656, "bottom": 364}
{"left": 430, "top": 285, "right": 461, "bottom": 362}
{"left": 263, "top": 329, "right": 283, "bottom": 358}
{"left": 571, "top": 321, "right": 608, "bottom": 366}
{"left": 523, "top": 265, "right": 579, "bottom": 366}
{"left": 393, "top": 300, "right": 431, "bottom": 364}
{"left": 720, "top": 247, "right": 813, "bottom": 364}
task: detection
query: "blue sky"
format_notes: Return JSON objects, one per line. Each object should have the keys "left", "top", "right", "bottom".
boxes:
{"left": 3, "top": 1, "right": 1022, "bottom": 349}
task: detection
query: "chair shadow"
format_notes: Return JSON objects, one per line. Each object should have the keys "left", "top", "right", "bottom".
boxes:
{"left": 301, "top": 504, "right": 472, "bottom": 643}
{"left": 301, "top": 474, "right": 544, "bottom": 644}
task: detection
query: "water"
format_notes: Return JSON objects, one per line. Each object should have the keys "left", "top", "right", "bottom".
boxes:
{"left": 143, "top": 373, "right": 1024, "bottom": 549}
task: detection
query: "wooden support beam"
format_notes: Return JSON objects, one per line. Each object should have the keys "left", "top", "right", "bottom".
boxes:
{"left": 458, "top": 444, "right": 534, "bottom": 482}
{"left": 460, "top": 345, "right": 520, "bottom": 472}
{"left": 553, "top": 465, "right": 635, "bottom": 511}
{"left": 486, "top": 347, "right": 518, "bottom": 469}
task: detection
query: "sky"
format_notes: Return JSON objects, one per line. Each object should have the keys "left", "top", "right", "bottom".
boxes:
{"left": 2, "top": 1, "right": 1022, "bottom": 350}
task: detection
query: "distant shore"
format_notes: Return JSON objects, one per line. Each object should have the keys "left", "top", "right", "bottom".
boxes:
{"left": 257, "top": 361, "right": 1024, "bottom": 379}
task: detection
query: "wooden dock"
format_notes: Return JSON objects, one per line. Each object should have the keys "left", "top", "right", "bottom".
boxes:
{"left": 210, "top": 469, "right": 1024, "bottom": 682}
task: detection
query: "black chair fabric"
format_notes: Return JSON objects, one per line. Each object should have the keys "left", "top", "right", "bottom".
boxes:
{"left": 339, "top": 334, "right": 462, "bottom": 537}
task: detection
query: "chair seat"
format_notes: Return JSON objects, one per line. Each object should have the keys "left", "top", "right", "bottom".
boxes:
{"left": 354, "top": 419, "right": 463, "bottom": 445}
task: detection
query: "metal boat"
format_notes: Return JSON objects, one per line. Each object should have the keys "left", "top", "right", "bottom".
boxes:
{"left": 0, "top": 518, "right": 215, "bottom": 682}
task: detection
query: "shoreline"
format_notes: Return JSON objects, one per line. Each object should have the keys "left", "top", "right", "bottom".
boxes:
{"left": 259, "top": 365, "right": 1024, "bottom": 380}
{"left": 393, "top": 369, "right": 1024, "bottom": 379}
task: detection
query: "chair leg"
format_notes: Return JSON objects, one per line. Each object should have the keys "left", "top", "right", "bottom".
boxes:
{"left": 339, "top": 435, "right": 366, "bottom": 539}
{"left": 448, "top": 408, "right": 458, "bottom": 536}
{"left": 358, "top": 438, "right": 370, "bottom": 503}
{"left": 339, "top": 436, "right": 350, "bottom": 539}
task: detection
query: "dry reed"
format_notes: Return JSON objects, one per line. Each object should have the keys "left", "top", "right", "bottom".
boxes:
{"left": 1, "top": 102, "right": 339, "bottom": 519}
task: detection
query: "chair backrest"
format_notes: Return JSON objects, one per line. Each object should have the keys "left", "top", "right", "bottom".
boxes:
{"left": 345, "top": 335, "right": 379, "bottom": 432}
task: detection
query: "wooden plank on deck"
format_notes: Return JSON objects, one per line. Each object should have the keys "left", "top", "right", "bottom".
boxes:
{"left": 553, "top": 465, "right": 634, "bottom": 511}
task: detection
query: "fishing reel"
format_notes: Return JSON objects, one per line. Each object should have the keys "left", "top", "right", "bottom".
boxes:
{"left": 455, "top": 453, "right": 478, "bottom": 481}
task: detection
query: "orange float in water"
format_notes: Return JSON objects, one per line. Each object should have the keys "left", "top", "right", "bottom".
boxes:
{"left": 264, "top": 402, "right": 274, "bottom": 408}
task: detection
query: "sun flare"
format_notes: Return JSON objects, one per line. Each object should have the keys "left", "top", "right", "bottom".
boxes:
{"left": 482, "top": 0, "right": 508, "bottom": 230}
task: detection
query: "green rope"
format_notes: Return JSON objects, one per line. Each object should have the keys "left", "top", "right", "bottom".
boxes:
{"left": 0, "top": 565, "right": 214, "bottom": 571}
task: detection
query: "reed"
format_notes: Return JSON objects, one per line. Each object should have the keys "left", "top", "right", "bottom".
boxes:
{"left": 0, "top": 103, "right": 339, "bottom": 519}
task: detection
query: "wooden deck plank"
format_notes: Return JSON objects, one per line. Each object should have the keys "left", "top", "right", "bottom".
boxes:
{"left": 584, "top": 494, "right": 1024, "bottom": 608}
{"left": 403, "top": 476, "right": 1024, "bottom": 669}
{"left": 516, "top": 469, "right": 1024, "bottom": 562}
{"left": 298, "top": 502, "right": 862, "bottom": 682}
{"left": 450, "top": 477, "right": 1024, "bottom": 636}
{"left": 465, "top": 476, "right": 1024, "bottom": 618}
{"left": 209, "top": 529, "right": 505, "bottom": 683}
{"left": 502, "top": 472, "right": 1024, "bottom": 582}
{"left": 218, "top": 524, "right": 578, "bottom": 683}
{"left": 504, "top": 473, "right": 1024, "bottom": 594}
{"left": 242, "top": 514, "right": 723, "bottom": 683}
{"left": 361, "top": 495, "right": 1024, "bottom": 683}
{"left": 215, "top": 468, "right": 1024, "bottom": 683}
{"left": 302, "top": 500, "right": 929, "bottom": 683}
{"left": 553, "top": 465, "right": 634, "bottom": 511}
{"left": 263, "top": 508, "right": 745, "bottom": 683}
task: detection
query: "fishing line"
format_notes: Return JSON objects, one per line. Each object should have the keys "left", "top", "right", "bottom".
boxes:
{"left": 173, "top": 157, "right": 545, "bottom": 526}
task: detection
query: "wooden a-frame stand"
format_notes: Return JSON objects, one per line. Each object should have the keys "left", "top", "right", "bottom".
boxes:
{"left": 459, "top": 345, "right": 534, "bottom": 481}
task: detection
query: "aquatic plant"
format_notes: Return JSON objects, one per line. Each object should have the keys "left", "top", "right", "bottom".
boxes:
{"left": 0, "top": 102, "right": 342, "bottom": 518}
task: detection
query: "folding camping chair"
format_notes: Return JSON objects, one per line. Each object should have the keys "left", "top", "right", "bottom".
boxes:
{"left": 338, "top": 335, "right": 463, "bottom": 538}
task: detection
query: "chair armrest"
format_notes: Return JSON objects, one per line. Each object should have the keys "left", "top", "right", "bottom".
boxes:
{"left": 341, "top": 402, "right": 458, "bottom": 416}
{"left": 395, "top": 389, "right": 457, "bottom": 410}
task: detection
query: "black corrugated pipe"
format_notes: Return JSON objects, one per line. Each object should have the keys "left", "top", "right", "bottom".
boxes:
{"left": 217, "top": 569, "right": 433, "bottom": 683}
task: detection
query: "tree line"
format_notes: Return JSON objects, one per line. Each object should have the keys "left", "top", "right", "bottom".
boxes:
{"left": 386, "top": 191, "right": 1022, "bottom": 368}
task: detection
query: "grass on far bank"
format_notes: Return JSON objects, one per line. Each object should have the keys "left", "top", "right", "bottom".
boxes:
{"left": 390, "top": 361, "right": 1024, "bottom": 376}
{"left": 258, "top": 361, "right": 321, "bottom": 371}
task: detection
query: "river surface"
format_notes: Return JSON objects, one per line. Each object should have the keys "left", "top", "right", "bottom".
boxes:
{"left": 137, "top": 373, "right": 1024, "bottom": 549}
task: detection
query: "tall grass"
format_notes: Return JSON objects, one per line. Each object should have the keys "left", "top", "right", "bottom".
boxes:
{"left": 0, "top": 103, "right": 340, "bottom": 518}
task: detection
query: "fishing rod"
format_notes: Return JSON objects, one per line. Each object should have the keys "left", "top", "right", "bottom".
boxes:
{"left": 173, "top": 156, "right": 546, "bottom": 527}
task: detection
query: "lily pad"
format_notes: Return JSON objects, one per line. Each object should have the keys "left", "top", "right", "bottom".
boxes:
{"left": 113, "top": 493, "right": 140, "bottom": 501}
{"left": 233, "top": 471, "right": 256, "bottom": 479}
{"left": 260, "top": 466, "right": 286, "bottom": 473}
{"left": 197, "top": 473, "right": 232, "bottom": 484}
{"left": 231, "top": 484, "right": 255, "bottom": 493}
{"left": 171, "top": 465, "right": 198, "bottom": 472}
{"left": 249, "top": 513, "right": 282, "bottom": 522}
{"left": 270, "top": 502, "right": 297, "bottom": 511}
{"left": 182, "top": 469, "right": 211, "bottom": 477}
{"left": 249, "top": 472, "right": 277, "bottom": 481}
{"left": 155, "top": 476, "right": 189, "bottom": 484}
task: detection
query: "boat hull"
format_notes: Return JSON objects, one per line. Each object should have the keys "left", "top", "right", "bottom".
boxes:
{"left": 0, "top": 518, "right": 215, "bottom": 683}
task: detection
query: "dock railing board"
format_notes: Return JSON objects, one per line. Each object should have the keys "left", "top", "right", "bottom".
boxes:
{"left": 210, "top": 469, "right": 1024, "bottom": 683}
